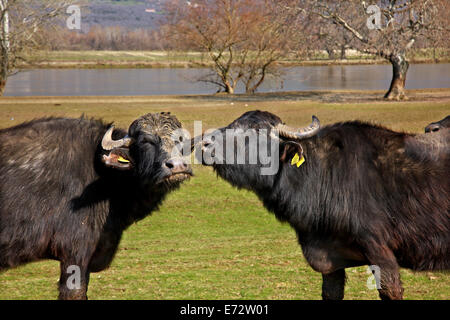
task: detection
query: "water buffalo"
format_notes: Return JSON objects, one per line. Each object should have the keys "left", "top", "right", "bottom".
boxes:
{"left": 0, "top": 112, "right": 192, "bottom": 299}
{"left": 195, "top": 110, "right": 449, "bottom": 300}
{"left": 425, "top": 115, "right": 450, "bottom": 133}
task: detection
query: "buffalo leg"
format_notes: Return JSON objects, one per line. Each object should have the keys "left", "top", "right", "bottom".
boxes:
{"left": 322, "top": 269, "right": 346, "bottom": 300}
{"left": 58, "top": 261, "right": 90, "bottom": 300}
{"left": 365, "top": 246, "right": 404, "bottom": 300}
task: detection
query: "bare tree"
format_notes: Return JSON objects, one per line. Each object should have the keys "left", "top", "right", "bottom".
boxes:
{"left": 286, "top": 0, "right": 450, "bottom": 100}
{"left": 163, "top": 0, "right": 295, "bottom": 94}
{"left": 0, "top": 0, "right": 74, "bottom": 95}
{"left": 313, "top": 22, "right": 354, "bottom": 60}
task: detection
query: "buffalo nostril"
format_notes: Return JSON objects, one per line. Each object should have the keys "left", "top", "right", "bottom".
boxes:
{"left": 165, "top": 159, "right": 188, "bottom": 173}
{"left": 165, "top": 161, "right": 174, "bottom": 169}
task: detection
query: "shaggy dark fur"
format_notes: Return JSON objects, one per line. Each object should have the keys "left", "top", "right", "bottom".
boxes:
{"left": 425, "top": 115, "right": 450, "bottom": 133}
{"left": 0, "top": 113, "right": 192, "bottom": 300}
{"left": 199, "top": 110, "right": 449, "bottom": 300}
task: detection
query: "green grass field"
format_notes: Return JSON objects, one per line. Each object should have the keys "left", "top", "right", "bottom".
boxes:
{"left": 0, "top": 90, "right": 449, "bottom": 300}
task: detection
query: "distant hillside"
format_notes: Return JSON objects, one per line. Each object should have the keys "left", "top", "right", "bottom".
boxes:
{"left": 81, "top": 0, "right": 167, "bottom": 31}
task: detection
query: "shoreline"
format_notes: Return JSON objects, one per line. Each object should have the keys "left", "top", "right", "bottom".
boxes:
{"left": 19, "top": 59, "right": 450, "bottom": 70}
{"left": 2, "top": 88, "right": 450, "bottom": 104}
{"left": 19, "top": 51, "right": 450, "bottom": 70}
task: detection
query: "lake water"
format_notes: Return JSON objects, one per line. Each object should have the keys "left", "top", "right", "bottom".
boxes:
{"left": 5, "top": 63, "right": 450, "bottom": 96}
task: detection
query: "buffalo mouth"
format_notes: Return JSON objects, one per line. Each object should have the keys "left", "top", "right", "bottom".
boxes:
{"left": 160, "top": 171, "right": 193, "bottom": 184}
{"left": 102, "top": 148, "right": 133, "bottom": 170}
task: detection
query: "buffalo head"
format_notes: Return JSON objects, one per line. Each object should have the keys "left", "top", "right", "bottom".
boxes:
{"left": 101, "top": 112, "right": 192, "bottom": 188}
{"left": 193, "top": 110, "right": 320, "bottom": 190}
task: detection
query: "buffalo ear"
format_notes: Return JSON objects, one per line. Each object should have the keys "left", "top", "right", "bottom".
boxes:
{"left": 280, "top": 141, "right": 304, "bottom": 163}
{"left": 101, "top": 148, "right": 133, "bottom": 171}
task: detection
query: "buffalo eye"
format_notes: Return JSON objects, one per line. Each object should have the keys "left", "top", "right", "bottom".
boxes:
{"left": 139, "top": 135, "right": 159, "bottom": 146}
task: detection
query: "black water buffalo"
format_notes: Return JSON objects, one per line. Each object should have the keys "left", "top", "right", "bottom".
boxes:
{"left": 425, "top": 115, "right": 450, "bottom": 133}
{"left": 0, "top": 112, "right": 192, "bottom": 299}
{"left": 195, "top": 110, "right": 449, "bottom": 300}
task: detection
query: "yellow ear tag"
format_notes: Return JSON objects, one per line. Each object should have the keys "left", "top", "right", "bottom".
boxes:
{"left": 291, "top": 153, "right": 300, "bottom": 166}
{"left": 297, "top": 155, "right": 305, "bottom": 167}
{"left": 291, "top": 153, "right": 305, "bottom": 168}
{"left": 118, "top": 156, "right": 130, "bottom": 164}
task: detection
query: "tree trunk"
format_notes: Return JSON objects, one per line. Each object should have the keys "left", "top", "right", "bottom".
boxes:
{"left": 245, "top": 71, "right": 266, "bottom": 94}
{"left": 245, "top": 83, "right": 257, "bottom": 94}
{"left": 340, "top": 45, "right": 346, "bottom": 60}
{"left": 0, "top": 48, "right": 7, "bottom": 96}
{"left": 326, "top": 48, "right": 336, "bottom": 60}
{"left": 384, "top": 54, "right": 409, "bottom": 100}
{"left": 0, "top": 43, "right": 8, "bottom": 96}
{"left": 0, "top": 78, "right": 5, "bottom": 96}
{"left": 0, "top": 0, "right": 9, "bottom": 97}
{"left": 224, "top": 82, "right": 234, "bottom": 94}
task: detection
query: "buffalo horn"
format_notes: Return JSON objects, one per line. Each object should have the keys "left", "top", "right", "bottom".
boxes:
{"left": 101, "top": 126, "right": 134, "bottom": 151}
{"left": 276, "top": 116, "right": 321, "bottom": 140}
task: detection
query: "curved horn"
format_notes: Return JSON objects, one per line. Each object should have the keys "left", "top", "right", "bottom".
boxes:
{"left": 101, "top": 126, "right": 134, "bottom": 151}
{"left": 276, "top": 116, "right": 321, "bottom": 140}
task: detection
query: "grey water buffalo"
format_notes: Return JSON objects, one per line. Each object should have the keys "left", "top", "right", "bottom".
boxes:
{"left": 0, "top": 112, "right": 192, "bottom": 299}
{"left": 425, "top": 115, "right": 450, "bottom": 133}
{"left": 195, "top": 110, "right": 449, "bottom": 300}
